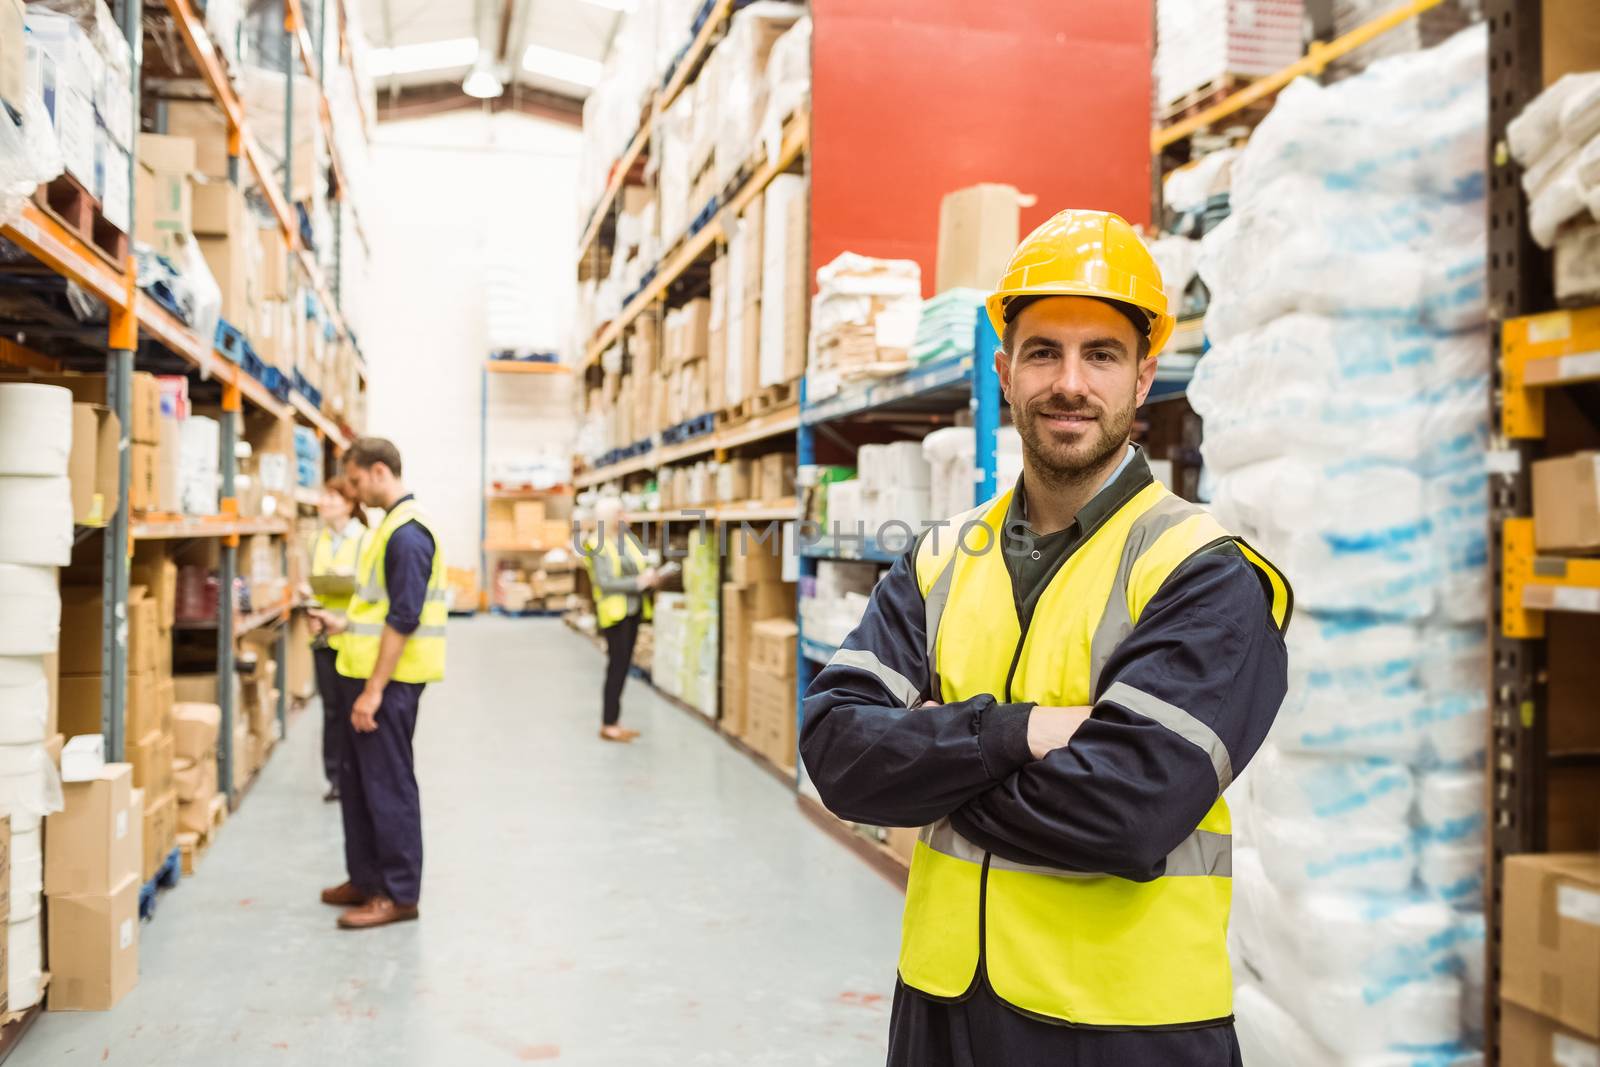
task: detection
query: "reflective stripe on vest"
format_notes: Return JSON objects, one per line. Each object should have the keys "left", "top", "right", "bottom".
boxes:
{"left": 898, "top": 480, "right": 1290, "bottom": 1027}
{"left": 312, "top": 527, "right": 364, "bottom": 651}
{"left": 584, "top": 533, "right": 653, "bottom": 630}
{"left": 335, "top": 500, "right": 448, "bottom": 684}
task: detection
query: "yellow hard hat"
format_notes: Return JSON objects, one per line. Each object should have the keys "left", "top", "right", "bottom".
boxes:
{"left": 986, "top": 209, "right": 1174, "bottom": 358}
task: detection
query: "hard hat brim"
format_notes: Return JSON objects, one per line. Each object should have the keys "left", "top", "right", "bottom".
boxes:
{"left": 986, "top": 286, "right": 1175, "bottom": 358}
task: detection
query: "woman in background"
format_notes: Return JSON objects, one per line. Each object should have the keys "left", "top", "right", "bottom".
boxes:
{"left": 583, "top": 496, "right": 661, "bottom": 743}
{"left": 307, "top": 476, "right": 366, "bottom": 800}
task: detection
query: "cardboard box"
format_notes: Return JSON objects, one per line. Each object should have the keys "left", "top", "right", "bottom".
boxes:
{"left": 57, "top": 671, "right": 99, "bottom": 738}
{"left": 1503, "top": 852, "right": 1600, "bottom": 1038}
{"left": 1501, "top": 1000, "right": 1600, "bottom": 1067}
{"left": 141, "top": 790, "right": 175, "bottom": 883}
{"left": 749, "top": 618, "right": 798, "bottom": 677}
{"left": 936, "top": 184, "right": 1022, "bottom": 295}
{"left": 57, "top": 585, "right": 104, "bottom": 674}
{"left": 126, "top": 670, "right": 163, "bottom": 740}
{"left": 757, "top": 452, "right": 795, "bottom": 502}
{"left": 198, "top": 231, "right": 259, "bottom": 330}
{"left": 128, "top": 443, "right": 158, "bottom": 513}
{"left": 67, "top": 403, "right": 119, "bottom": 526}
{"left": 128, "top": 730, "right": 174, "bottom": 800}
{"left": 513, "top": 501, "right": 546, "bottom": 543}
{"left": 884, "top": 826, "right": 918, "bottom": 866}
{"left": 727, "top": 528, "right": 785, "bottom": 586}
{"left": 230, "top": 720, "right": 250, "bottom": 792}
{"left": 172, "top": 703, "right": 220, "bottom": 762}
{"left": 129, "top": 372, "right": 160, "bottom": 445}
{"left": 747, "top": 665, "right": 796, "bottom": 769}
{"left": 162, "top": 99, "right": 229, "bottom": 178}
{"left": 172, "top": 756, "right": 217, "bottom": 806}
{"left": 156, "top": 414, "right": 182, "bottom": 513}
{"left": 131, "top": 546, "right": 177, "bottom": 632}
{"left": 133, "top": 134, "right": 195, "bottom": 259}
{"left": 1533, "top": 452, "right": 1600, "bottom": 552}
{"left": 46, "top": 871, "right": 139, "bottom": 1011}
{"left": 0, "top": 0, "right": 23, "bottom": 109}
{"left": 44, "top": 763, "right": 138, "bottom": 896}
{"left": 125, "top": 586, "right": 159, "bottom": 674}
{"left": 190, "top": 180, "right": 247, "bottom": 239}
{"left": 171, "top": 673, "right": 216, "bottom": 704}
{"left": 177, "top": 788, "right": 216, "bottom": 834}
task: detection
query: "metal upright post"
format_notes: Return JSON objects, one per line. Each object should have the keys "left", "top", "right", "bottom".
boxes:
{"left": 103, "top": 340, "right": 134, "bottom": 762}
{"left": 972, "top": 312, "right": 1001, "bottom": 505}
{"left": 793, "top": 375, "right": 815, "bottom": 791}
{"left": 218, "top": 384, "right": 241, "bottom": 804}
{"left": 277, "top": 532, "right": 290, "bottom": 739}
{"left": 284, "top": 4, "right": 296, "bottom": 209}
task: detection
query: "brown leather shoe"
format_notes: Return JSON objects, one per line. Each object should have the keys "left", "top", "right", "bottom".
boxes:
{"left": 337, "top": 895, "right": 419, "bottom": 930}
{"left": 320, "top": 881, "right": 367, "bottom": 907}
{"left": 599, "top": 725, "right": 640, "bottom": 743}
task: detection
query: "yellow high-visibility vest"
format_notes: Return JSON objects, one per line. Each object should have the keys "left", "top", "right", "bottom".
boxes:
{"left": 899, "top": 481, "right": 1290, "bottom": 1027}
{"left": 584, "top": 532, "right": 652, "bottom": 630}
{"left": 335, "top": 499, "right": 448, "bottom": 684}
{"left": 310, "top": 524, "right": 364, "bottom": 651}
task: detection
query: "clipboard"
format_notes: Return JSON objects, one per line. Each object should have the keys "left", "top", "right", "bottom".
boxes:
{"left": 309, "top": 574, "right": 357, "bottom": 599}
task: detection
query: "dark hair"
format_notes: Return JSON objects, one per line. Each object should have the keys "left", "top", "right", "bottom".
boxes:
{"left": 1001, "top": 296, "right": 1152, "bottom": 360}
{"left": 322, "top": 474, "right": 366, "bottom": 526}
{"left": 345, "top": 436, "right": 403, "bottom": 477}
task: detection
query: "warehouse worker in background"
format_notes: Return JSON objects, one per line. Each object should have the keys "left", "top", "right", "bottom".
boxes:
{"left": 800, "top": 210, "right": 1291, "bottom": 1067}
{"left": 307, "top": 437, "right": 447, "bottom": 931}
{"left": 305, "top": 475, "right": 367, "bottom": 803}
{"left": 582, "top": 495, "right": 664, "bottom": 743}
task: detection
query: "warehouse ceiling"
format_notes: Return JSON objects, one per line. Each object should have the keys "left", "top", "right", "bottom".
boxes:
{"left": 361, "top": 0, "right": 620, "bottom": 124}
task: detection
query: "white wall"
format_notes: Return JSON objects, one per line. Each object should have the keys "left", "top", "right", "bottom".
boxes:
{"left": 362, "top": 109, "right": 581, "bottom": 580}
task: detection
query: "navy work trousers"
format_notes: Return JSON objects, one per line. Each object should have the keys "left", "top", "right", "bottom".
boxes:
{"left": 337, "top": 674, "right": 426, "bottom": 906}
{"left": 312, "top": 645, "right": 346, "bottom": 789}
{"left": 887, "top": 979, "right": 1242, "bottom": 1067}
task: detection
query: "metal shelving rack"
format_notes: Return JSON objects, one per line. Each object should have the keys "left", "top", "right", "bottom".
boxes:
{"left": 479, "top": 357, "right": 575, "bottom": 611}
{"left": 1485, "top": 3, "right": 1600, "bottom": 1062}
{"left": 0, "top": 0, "right": 367, "bottom": 808}
{"left": 793, "top": 314, "right": 1002, "bottom": 793}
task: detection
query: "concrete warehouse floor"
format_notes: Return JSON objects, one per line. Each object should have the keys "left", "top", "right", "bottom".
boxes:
{"left": 26, "top": 618, "right": 902, "bottom": 1065}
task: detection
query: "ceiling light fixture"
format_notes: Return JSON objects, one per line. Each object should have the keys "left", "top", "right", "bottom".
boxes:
{"left": 463, "top": 63, "right": 505, "bottom": 99}
{"left": 521, "top": 44, "right": 603, "bottom": 88}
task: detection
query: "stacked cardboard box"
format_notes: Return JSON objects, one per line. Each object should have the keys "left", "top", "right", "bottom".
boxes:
{"left": 809, "top": 254, "right": 921, "bottom": 389}
{"left": 720, "top": 528, "right": 796, "bottom": 743}
{"left": 193, "top": 179, "right": 263, "bottom": 333}
{"left": 758, "top": 174, "right": 808, "bottom": 391}
{"left": 1154, "top": 0, "right": 1305, "bottom": 109}
{"left": 14, "top": 373, "right": 163, "bottom": 516}
{"left": 745, "top": 618, "right": 799, "bottom": 770}
{"left": 239, "top": 635, "right": 280, "bottom": 776}
{"left": 134, "top": 133, "right": 195, "bottom": 260}
{"left": 662, "top": 298, "right": 712, "bottom": 427}
{"left": 722, "top": 197, "right": 765, "bottom": 409}
{"left": 172, "top": 703, "right": 221, "bottom": 837}
{"left": 44, "top": 765, "right": 141, "bottom": 1011}
{"left": 1500, "top": 854, "right": 1600, "bottom": 1064}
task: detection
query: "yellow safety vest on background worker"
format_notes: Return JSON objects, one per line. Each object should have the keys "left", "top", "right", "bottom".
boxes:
{"left": 899, "top": 482, "right": 1290, "bottom": 1028}
{"left": 310, "top": 524, "right": 363, "bottom": 651}
{"left": 336, "top": 499, "right": 448, "bottom": 684}
{"left": 584, "top": 532, "right": 653, "bottom": 630}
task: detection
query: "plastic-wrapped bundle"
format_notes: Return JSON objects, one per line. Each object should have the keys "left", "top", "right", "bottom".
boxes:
{"left": 0, "top": 658, "right": 50, "bottom": 745}
{"left": 0, "top": 742, "right": 63, "bottom": 835}
{"left": 1199, "top": 179, "right": 1487, "bottom": 344}
{"left": 0, "top": 567, "right": 61, "bottom": 656}
{"left": 1233, "top": 26, "right": 1487, "bottom": 206}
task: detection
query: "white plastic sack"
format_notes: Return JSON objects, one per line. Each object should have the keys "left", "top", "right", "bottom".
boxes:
{"left": 1249, "top": 743, "right": 1415, "bottom": 830}
{"left": 0, "top": 657, "right": 49, "bottom": 744}
{"left": 1508, "top": 71, "right": 1600, "bottom": 166}
{"left": 0, "top": 384, "right": 73, "bottom": 477}
{"left": 1255, "top": 809, "right": 1416, "bottom": 895}
{"left": 0, "top": 566, "right": 61, "bottom": 655}
{"left": 1560, "top": 79, "right": 1600, "bottom": 152}
{"left": 0, "top": 742, "right": 64, "bottom": 833}
{"left": 8, "top": 912, "right": 42, "bottom": 1011}
{"left": 0, "top": 477, "right": 73, "bottom": 566}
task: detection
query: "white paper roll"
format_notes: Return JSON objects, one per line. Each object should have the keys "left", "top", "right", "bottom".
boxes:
{"left": 0, "top": 384, "right": 73, "bottom": 477}
{"left": 9, "top": 826, "right": 40, "bottom": 919}
{"left": 7, "top": 912, "right": 42, "bottom": 1010}
{"left": 0, "top": 740, "right": 61, "bottom": 832}
{"left": 0, "top": 657, "right": 48, "bottom": 744}
{"left": 0, "top": 565, "right": 60, "bottom": 655}
{"left": 0, "top": 476, "right": 72, "bottom": 565}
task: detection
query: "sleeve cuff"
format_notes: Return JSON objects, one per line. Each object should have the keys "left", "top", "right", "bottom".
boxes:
{"left": 978, "top": 701, "right": 1036, "bottom": 779}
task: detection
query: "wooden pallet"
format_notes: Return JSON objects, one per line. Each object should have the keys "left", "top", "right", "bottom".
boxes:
{"left": 31, "top": 174, "right": 129, "bottom": 266}
{"left": 176, "top": 793, "right": 229, "bottom": 875}
{"left": 1157, "top": 73, "right": 1261, "bottom": 125}
{"left": 721, "top": 379, "right": 798, "bottom": 427}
